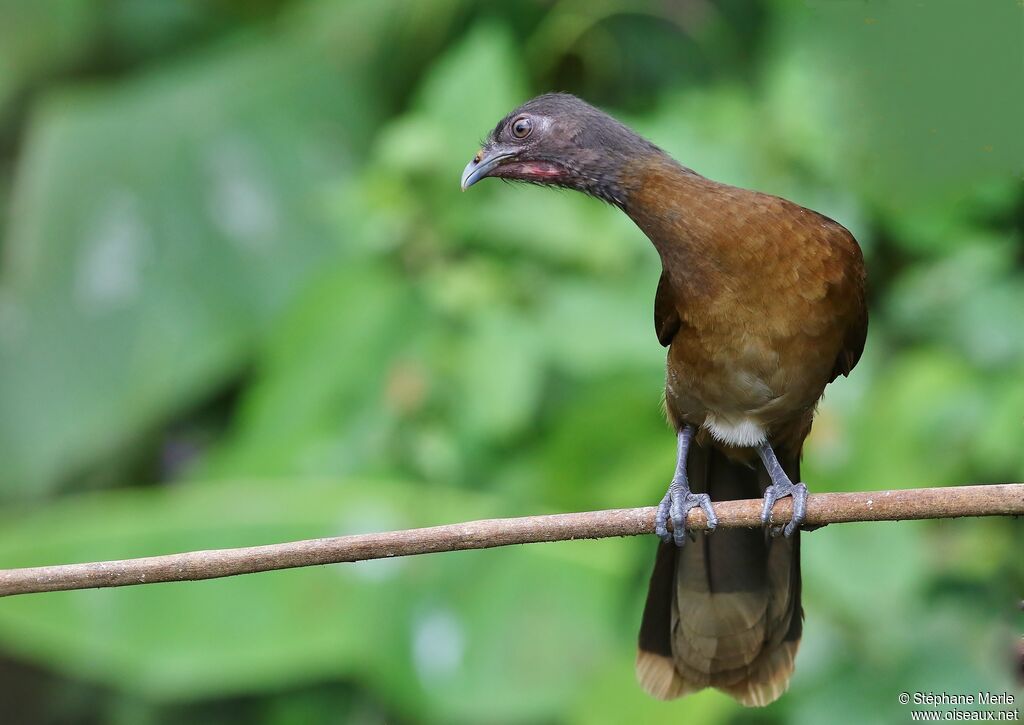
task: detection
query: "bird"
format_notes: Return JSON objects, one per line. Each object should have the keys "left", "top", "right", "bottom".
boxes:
{"left": 460, "top": 93, "right": 867, "bottom": 706}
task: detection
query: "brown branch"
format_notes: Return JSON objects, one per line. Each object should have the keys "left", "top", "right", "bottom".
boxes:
{"left": 1, "top": 484, "right": 1021, "bottom": 597}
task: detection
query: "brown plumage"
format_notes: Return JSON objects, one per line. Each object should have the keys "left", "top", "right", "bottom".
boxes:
{"left": 462, "top": 93, "right": 867, "bottom": 706}
{"left": 630, "top": 157, "right": 867, "bottom": 458}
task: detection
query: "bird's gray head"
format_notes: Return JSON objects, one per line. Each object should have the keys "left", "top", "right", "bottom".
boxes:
{"left": 460, "top": 93, "right": 662, "bottom": 208}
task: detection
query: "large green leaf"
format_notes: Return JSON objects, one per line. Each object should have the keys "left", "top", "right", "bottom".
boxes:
{"left": 0, "top": 477, "right": 631, "bottom": 723}
{"left": 0, "top": 0, "right": 98, "bottom": 117}
{"left": 0, "top": 2, "right": 397, "bottom": 498}
{"left": 768, "top": 0, "right": 1023, "bottom": 217}
{"left": 195, "top": 260, "right": 424, "bottom": 480}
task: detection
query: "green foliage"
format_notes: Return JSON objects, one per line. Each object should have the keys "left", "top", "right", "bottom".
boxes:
{"left": 0, "top": 479, "right": 632, "bottom": 722}
{"left": 0, "top": 0, "right": 1020, "bottom": 723}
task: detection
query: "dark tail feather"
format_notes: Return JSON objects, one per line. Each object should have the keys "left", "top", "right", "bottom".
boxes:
{"left": 636, "top": 440, "right": 803, "bottom": 706}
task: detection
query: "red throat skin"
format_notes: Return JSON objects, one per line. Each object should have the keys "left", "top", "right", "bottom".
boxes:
{"left": 494, "top": 160, "right": 565, "bottom": 183}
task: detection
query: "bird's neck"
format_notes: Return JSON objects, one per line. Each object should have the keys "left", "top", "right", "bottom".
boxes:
{"left": 620, "top": 154, "right": 725, "bottom": 296}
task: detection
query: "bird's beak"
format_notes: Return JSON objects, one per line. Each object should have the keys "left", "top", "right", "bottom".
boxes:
{"left": 461, "top": 148, "right": 515, "bottom": 191}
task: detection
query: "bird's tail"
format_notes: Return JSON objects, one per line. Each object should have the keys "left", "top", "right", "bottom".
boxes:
{"left": 636, "top": 440, "right": 803, "bottom": 707}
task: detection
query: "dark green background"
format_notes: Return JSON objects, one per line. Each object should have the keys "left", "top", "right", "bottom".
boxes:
{"left": 0, "top": 1, "right": 1021, "bottom": 723}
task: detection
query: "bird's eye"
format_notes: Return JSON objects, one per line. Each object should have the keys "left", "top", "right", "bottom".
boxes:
{"left": 511, "top": 116, "right": 533, "bottom": 139}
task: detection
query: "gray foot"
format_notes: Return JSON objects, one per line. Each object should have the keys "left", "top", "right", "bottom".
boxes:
{"left": 760, "top": 479, "right": 807, "bottom": 537}
{"left": 655, "top": 479, "right": 718, "bottom": 546}
{"left": 756, "top": 441, "right": 808, "bottom": 537}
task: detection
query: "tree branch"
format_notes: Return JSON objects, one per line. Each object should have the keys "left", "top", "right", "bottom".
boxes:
{"left": 1, "top": 484, "right": 1021, "bottom": 597}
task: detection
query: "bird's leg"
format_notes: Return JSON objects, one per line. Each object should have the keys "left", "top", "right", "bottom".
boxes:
{"left": 756, "top": 441, "right": 807, "bottom": 537}
{"left": 655, "top": 425, "right": 718, "bottom": 546}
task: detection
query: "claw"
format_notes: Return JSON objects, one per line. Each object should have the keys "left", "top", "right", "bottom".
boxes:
{"left": 760, "top": 480, "right": 807, "bottom": 537}
{"left": 656, "top": 478, "right": 717, "bottom": 546}
{"left": 756, "top": 441, "right": 808, "bottom": 537}
{"left": 655, "top": 425, "right": 717, "bottom": 546}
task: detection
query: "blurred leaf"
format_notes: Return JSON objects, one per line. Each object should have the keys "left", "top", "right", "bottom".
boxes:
{"left": 497, "top": 370, "right": 670, "bottom": 511}
{"left": 769, "top": 0, "right": 1024, "bottom": 213}
{"left": 808, "top": 349, "right": 983, "bottom": 491}
{"left": 971, "top": 371, "right": 1024, "bottom": 481}
{"left": 401, "top": 20, "right": 530, "bottom": 170}
{"left": 0, "top": 4, "right": 384, "bottom": 498}
{"left": 537, "top": 274, "right": 662, "bottom": 378}
{"left": 454, "top": 305, "right": 543, "bottom": 442}
{"left": 889, "top": 240, "right": 1024, "bottom": 367}
{"left": 0, "top": 0, "right": 98, "bottom": 116}
{"left": 804, "top": 522, "right": 928, "bottom": 641}
{"left": 0, "top": 477, "right": 630, "bottom": 723}
{"left": 460, "top": 183, "right": 641, "bottom": 272}
{"left": 795, "top": 521, "right": 1021, "bottom": 724}
{"left": 568, "top": 651, "right": 737, "bottom": 725}
{"left": 196, "top": 261, "right": 422, "bottom": 480}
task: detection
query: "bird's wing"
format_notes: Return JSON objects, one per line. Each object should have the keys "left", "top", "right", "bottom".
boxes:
{"left": 829, "top": 303, "right": 867, "bottom": 382}
{"left": 827, "top": 230, "right": 868, "bottom": 383}
{"left": 654, "top": 270, "right": 681, "bottom": 347}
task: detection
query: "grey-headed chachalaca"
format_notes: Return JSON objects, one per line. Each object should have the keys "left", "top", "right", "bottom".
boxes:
{"left": 461, "top": 93, "right": 867, "bottom": 706}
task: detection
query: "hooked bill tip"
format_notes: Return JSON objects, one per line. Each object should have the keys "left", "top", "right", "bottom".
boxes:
{"left": 460, "top": 149, "right": 514, "bottom": 191}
